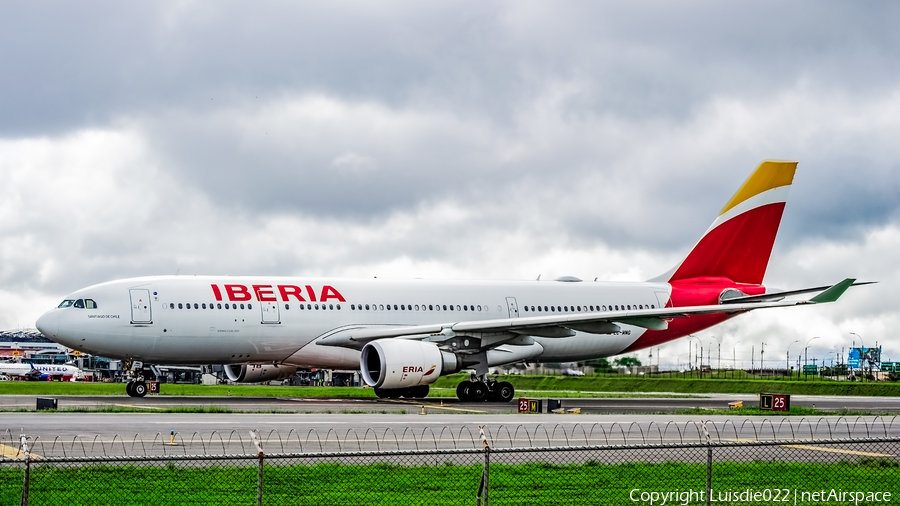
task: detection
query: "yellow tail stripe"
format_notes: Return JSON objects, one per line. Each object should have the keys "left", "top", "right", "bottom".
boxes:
{"left": 720, "top": 161, "right": 798, "bottom": 215}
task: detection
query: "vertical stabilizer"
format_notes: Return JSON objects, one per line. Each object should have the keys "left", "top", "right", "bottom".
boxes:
{"left": 656, "top": 160, "right": 798, "bottom": 285}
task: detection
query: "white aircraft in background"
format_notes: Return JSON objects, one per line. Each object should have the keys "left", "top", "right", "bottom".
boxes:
{"left": 36, "top": 161, "right": 865, "bottom": 399}
{"left": 0, "top": 361, "right": 83, "bottom": 381}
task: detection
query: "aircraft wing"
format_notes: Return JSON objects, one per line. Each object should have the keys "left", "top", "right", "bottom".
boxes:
{"left": 317, "top": 278, "right": 858, "bottom": 350}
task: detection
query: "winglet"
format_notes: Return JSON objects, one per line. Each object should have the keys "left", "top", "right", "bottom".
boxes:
{"left": 809, "top": 278, "right": 856, "bottom": 304}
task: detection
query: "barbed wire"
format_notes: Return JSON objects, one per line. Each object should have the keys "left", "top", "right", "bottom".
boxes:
{"left": 3, "top": 416, "right": 898, "bottom": 459}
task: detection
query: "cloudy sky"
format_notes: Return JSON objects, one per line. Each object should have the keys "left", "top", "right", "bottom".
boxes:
{"left": 1, "top": 1, "right": 898, "bottom": 369}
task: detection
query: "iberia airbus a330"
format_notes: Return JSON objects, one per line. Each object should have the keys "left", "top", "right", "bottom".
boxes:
{"left": 36, "top": 161, "right": 863, "bottom": 400}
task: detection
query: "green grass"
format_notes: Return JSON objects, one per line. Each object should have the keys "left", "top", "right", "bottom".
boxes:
{"left": 2, "top": 459, "right": 898, "bottom": 505}
{"left": 433, "top": 374, "right": 900, "bottom": 397}
{"left": 3, "top": 373, "right": 899, "bottom": 400}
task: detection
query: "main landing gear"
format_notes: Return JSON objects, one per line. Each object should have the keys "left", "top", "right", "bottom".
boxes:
{"left": 373, "top": 385, "right": 430, "bottom": 399}
{"left": 456, "top": 375, "right": 514, "bottom": 402}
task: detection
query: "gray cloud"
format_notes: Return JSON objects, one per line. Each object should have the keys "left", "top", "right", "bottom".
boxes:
{"left": 1, "top": 2, "right": 898, "bottom": 366}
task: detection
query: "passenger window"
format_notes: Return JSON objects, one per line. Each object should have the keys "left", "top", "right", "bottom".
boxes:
{"left": 365, "top": 304, "right": 370, "bottom": 310}
{"left": 557, "top": 306, "right": 561, "bottom": 312}
{"left": 202, "top": 303, "right": 207, "bottom": 309}
{"left": 379, "top": 304, "right": 384, "bottom": 310}
{"left": 351, "top": 304, "right": 356, "bottom": 310}
{"left": 336, "top": 304, "right": 340, "bottom": 310}
{"left": 523, "top": 306, "right": 528, "bottom": 312}
{"left": 217, "top": 303, "right": 222, "bottom": 309}
{"left": 308, "top": 304, "right": 312, "bottom": 310}
{"left": 477, "top": 305, "right": 482, "bottom": 311}
{"left": 178, "top": 303, "right": 184, "bottom": 309}
{"left": 248, "top": 304, "right": 252, "bottom": 310}
{"left": 429, "top": 305, "right": 434, "bottom": 311}
{"left": 329, "top": 304, "right": 334, "bottom": 310}
{"left": 194, "top": 303, "right": 199, "bottom": 309}
{"left": 442, "top": 305, "right": 447, "bottom": 311}
{"left": 537, "top": 306, "right": 542, "bottom": 312}
{"left": 401, "top": 305, "right": 406, "bottom": 310}
{"left": 393, "top": 304, "right": 398, "bottom": 310}
{"left": 238, "top": 304, "right": 243, "bottom": 309}
{"left": 414, "top": 304, "right": 419, "bottom": 311}
{"left": 170, "top": 303, "right": 175, "bottom": 309}
{"left": 577, "top": 306, "right": 581, "bottom": 311}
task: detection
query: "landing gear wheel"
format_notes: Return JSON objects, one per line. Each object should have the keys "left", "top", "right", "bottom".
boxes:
{"left": 407, "top": 385, "right": 429, "bottom": 398}
{"left": 125, "top": 381, "right": 136, "bottom": 397}
{"left": 456, "top": 381, "right": 472, "bottom": 401}
{"left": 496, "top": 382, "right": 515, "bottom": 403}
{"left": 132, "top": 381, "right": 148, "bottom": 397}
{"left": 373, "top": 387, "right": 389, "bottom": 398}
{"left": 471, "top": 382, "right": 488, "bottom": 401}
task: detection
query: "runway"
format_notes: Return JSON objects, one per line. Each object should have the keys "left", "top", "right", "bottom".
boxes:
{"left": 2, "top": 393, "right": 899, "bottom": 459}
{"left": 0, "top": 392, "right": 898, "bottom": 414}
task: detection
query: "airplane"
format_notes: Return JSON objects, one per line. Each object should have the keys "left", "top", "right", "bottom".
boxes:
{"left": 35, "top": 160, "right": 865, "bottom": 400}
{"left": 0, "top": 361, "right": 83, "bottom": 381}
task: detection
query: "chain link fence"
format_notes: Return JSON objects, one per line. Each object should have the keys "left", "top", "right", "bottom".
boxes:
{"left": 3, "top": 422, "right": 900, "bottom": 505}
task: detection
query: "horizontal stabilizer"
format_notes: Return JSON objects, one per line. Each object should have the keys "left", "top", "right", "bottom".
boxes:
{"left": 809, "top": 278, "right": 857, "bottom": 304}
{"left": 721, "top": 280, "right": 874, "bottom": 304}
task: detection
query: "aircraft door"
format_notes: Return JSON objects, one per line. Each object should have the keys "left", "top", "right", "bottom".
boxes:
{"left": 129, "top": 289, "right": 152, "bottom": 324}
{"left": 261, "top": 301, "right": 280, "bottom": 324}
{"left": 505, "top": 297, "right": 520, "bottom": 318}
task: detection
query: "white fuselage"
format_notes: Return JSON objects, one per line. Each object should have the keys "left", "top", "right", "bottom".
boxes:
{"left": 36, "top": 275, "right": 672, "bottom": 368}
{"left": 0, "top": 362, "right": 82, "bottom": 378}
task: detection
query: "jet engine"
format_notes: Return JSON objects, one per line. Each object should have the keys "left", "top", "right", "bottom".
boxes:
{"left": 360, "top": 340, "right": 459, "bottom": 389}
{"left": 223, "top": 363, "right": 298, "bottom": 383}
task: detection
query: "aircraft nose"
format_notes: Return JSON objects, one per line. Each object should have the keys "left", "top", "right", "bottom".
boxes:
{"left": 36, "top": 310, "right": 58, "bottom": 338}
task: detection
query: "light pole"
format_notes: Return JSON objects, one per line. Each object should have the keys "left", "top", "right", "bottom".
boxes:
{"left": 688, "top": 335, "right": 700, "bottom": 374}
{"left": 760, "top": 342, "right": 767, "bottom": 375}
{"left": 710, "top": 335, "right": 721, "bottom": 373}
{"left": 787, "top": 340, "right": 800, "bottom": 379}
{"left": 804, "top": 336, "right": 820, "bottom": 381}
{"left": 804, "top": 336, "right": 820, "bottom": 367}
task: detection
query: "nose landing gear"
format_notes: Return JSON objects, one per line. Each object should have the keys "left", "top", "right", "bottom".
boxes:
{"left": 456, "top": 375, "right": 514, "bottom": 402}
{"left": 125, "top": 380, "right": 148, "bottom": 397}
{"left": 123, "top": 359, "right": 148, "bottom": 397}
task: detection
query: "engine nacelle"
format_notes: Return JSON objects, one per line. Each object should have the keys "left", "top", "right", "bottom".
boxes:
{"left": 223, "top": 363, "right": 298, "bottom": 383}
{"left": 360, "top": 340, "right": 459, "bottom": 389}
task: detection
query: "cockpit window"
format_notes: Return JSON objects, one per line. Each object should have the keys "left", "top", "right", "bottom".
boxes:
{"left": 85, "top": 299, "right": 98, "bottom": 309}
{"left": 58, "top": 300, "right": 75, "bottom": 308}
{"left": 74, "top": 299, "right": 85, "bottom": 309}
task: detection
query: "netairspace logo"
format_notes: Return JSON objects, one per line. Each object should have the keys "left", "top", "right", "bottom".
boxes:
{"left": 629, "top": 488, "right": 893, "bottom": 505}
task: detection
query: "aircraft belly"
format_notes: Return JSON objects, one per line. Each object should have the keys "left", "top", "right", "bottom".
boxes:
{"left": 532, "top": 328, "right": 644, "bottom": 362}
{"left": 284, "top": 342, "right": 360, "bottom": 369}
